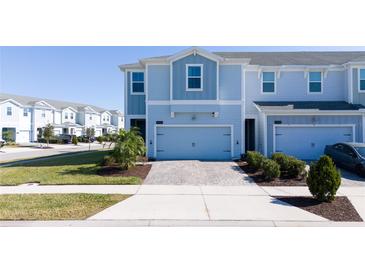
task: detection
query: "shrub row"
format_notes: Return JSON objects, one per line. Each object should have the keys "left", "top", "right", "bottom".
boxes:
{"left": 246, "top": 151, "right": 280, "bottom": 181}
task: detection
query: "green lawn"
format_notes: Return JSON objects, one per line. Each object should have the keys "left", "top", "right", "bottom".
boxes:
{"left": 0, "top": 193, "right": 130, "bottom": 220}
{"left": 0, "top": 151, "right": 141, "bottom": 185}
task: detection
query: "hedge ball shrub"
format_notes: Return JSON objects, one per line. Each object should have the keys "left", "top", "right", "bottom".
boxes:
{"left": 271, "top": 153, "right": 290, "bottom": 171}
{"left": 72, "top": 135, "right": 78, "bottom": 145}
{"left": 246, "top": 151, "right": 265, "bottom": 171}
{"left": 306, "top": 155, "right": 341, "bottom": 202}
{"left": 262, "top": 159, "right": 281, "bottom": 181}
{"left": 286, "top": 157, "right": 306, "bottom": 178}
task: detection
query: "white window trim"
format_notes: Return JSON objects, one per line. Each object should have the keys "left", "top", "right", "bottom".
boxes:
{"left": 64, "top": 112, "right": 68, "bottom": 119}
{"left": 358, "top": 67, "right": 365, "bottom": 93}
{"left": 186, "top": 64, "right": 203, "bottom": 92}
{"left": 130, "top": 71, "right": 145, "bottom": 95}
{"left": 307, "top": 71, "right": 323, "bottom": 94}
{"left": 261, "top": 71, "right": 276, "bottom": 95}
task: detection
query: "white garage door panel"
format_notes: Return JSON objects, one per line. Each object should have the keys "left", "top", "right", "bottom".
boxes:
{"left": 156, "top": 126, "right": 232, "bottom": 160}
{"left": 275, "top": 126, "right": 354, "bottom": 160}
{"left": 17, "top": 130, "right": 30, "bottom": 143}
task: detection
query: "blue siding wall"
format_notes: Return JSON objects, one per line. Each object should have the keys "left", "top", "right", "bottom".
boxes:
{"left": 127, "top": 71, "right": 146, "bottom": 115}
{"left": 148, "top": 65, "right": 170, "bottom": 100}
{"left": 352, "top": 68, "right": 365, "bottom": 105}
{"left": 219, "top": 65, "right": 241, "bottom": 100}
{"left": 266, "top": 115, "right": 363, "bottom": 156}
{"left": 147, "top": 105, "right": 242, "bottom": 158}
{"left": 245, "top": 71, "right": 347, "bottom": 114}
{"left": 172, "top": 54, "right": 217, "bottom": 100}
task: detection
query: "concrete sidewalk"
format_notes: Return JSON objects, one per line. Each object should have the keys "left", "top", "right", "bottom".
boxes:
{"left": 0, "top": 184, "right": 364, "bottom": 225}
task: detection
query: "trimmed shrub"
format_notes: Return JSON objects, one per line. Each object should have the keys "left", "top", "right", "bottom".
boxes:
{"left": 96, "top": 136, "right": 103, "bottom": 144}
{"left": 271, "top": 153, "right": 306, "bottom": 178}
{"left": 262, "top": 159, "right": 281, "bottom": 181}
{"left": 287, "top": 157, "right": 306, "bottom": 178}
{"left": 306, "top": 155, "right": 341, "bottom": 202}
{"left": 271, "top": 153, "right": 290, "bottom": 171}
{"left": 72, "top": 135, "right": 78, "bottom": 145}
{"left": 246, "top": 151, "right": 265, "bottom": 171}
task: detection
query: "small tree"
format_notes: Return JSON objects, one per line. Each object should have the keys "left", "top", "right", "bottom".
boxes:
{"left": 108, "top": 133, "right": 118, "bottom": 149}
{"left": 307, "top": 155, "right": 341, "bottom": 202}
{"left": 85, "top": 127, "right": 95, "bottom": 151}
{"left": 2, "top": 131, "right": 13, "bottom": 143}
{"left": 43, "top": 124, "right": 54, "bottom": 147}
{"left": 72, "top": 135, "right": 78, "bottom": 145}
{"left": 110, "top": 128, "right": 146, "bottom": 170}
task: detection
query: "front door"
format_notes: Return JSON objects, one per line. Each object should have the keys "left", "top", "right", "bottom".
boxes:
{"left": 245, "top": 119, "right": 255, "bottom": 153}
{"left": 130, "top": 119, "right": 146, "bottom": 141}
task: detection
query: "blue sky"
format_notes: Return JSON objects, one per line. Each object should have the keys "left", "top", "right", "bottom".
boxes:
{"left": 1, "top": 46, "right": 365, "bottom": 112}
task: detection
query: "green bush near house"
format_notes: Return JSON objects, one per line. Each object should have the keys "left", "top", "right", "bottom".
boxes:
{"left": 262, "top": 158, "right": 281, "bottom": 181}
{"left": 72, "top": 135, "right": 78, "bottom": 145}
{"left": 271, "top": 152, "right": 306, "bottom": 178}
{"left": 246, "top": 151, "right": 265, "bottom": 171}
{"left": 306, "top": 155, "right": 341, "bottom": 202}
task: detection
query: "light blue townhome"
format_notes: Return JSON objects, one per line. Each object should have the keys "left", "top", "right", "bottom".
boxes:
{"left": 119, "top": 47, "right": 365, "bottom": 161}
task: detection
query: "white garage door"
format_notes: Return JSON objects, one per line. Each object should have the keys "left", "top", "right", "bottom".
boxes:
{"left": 16, "top": 130, "right": 31, "bottom": 143}
{"left": 156, "top": 126, "right": 232, "bottom": 160}
{"left": 275, "top": 126, "right": 354, "bottom": 160}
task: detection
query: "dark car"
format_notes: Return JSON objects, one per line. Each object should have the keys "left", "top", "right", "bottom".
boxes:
{"left": 57, "top": 134, "right": 73, "bottom": 144}
{"left": 324, "top": 142, "right": 365, "bottom": 177}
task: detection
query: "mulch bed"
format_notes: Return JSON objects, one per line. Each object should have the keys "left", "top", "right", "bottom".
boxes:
{"left": 275, "top": 196, "right": 363, "bottom": 222}
{"left": 97, "top": 164, "right": 152, "bottom": 179}
{"left": 235, "top": 160, "right": 306, "bottom": 186}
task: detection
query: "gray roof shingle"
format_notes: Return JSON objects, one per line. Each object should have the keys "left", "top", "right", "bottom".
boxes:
{"left": 0, "top": 92, "right": 123, "bottom": 114}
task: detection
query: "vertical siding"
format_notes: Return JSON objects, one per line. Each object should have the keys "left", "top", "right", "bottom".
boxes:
{"left": 352, "top": 68, "right": 365, "bottom": 105}
{"left": 148, "top": 65, "right": 170, "bottom": 100}
{"left": 266, "top": 115, "right": 363, "bottom": 156}
{"left": 172, "top": 54, "right": 217, "bottom": 100}
{"left": 219, "top": 65, "right": 241, "bottom": 100}
{"left": 127, "top": 71, "right": 146, "bottom": 115}
{"left": 245, "top": 71, "right": 347, "bottom": 115}
{"left": 147, "top": 105, "right": 242, "bottom": 158}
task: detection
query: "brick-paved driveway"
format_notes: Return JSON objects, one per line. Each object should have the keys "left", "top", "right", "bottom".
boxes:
{"left": 143, "top": 160, "right": 254, "bottom": 186}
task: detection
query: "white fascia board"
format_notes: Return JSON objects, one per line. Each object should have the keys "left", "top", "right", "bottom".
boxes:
{"left": 34, "top": 100, "right": 56, "bottom": 110}
{"left": 260, "top": 109, "right": 365, "bottom": 115}
{"left": 119, "top": 63, "right": 144, "bottom": 71}
{"left": 0, "top": 98, "right": 23, "bottom": 107}
{"left": 167, "top": 47, "right": 224, "bottom": 63}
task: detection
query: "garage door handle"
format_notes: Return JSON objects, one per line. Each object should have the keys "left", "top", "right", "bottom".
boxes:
{"left": 157, "top": 150, "right": 164, "bottom": 152}
{"left": 275, "top": 134, "right": 283, "bottom": 136}
{"left": 344, "top": 134, "right": 352, "bottom": 136}
{"left": 223, "top": 150, "right": 231, "bottom": 152}
{"left": 223, "top": 134, "right": 231, "bottom": 136}
{"left": 157, "top": 133, "right": 164, "bottom": 136}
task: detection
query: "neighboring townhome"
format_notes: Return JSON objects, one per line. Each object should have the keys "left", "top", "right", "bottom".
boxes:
{"left": 120, "top": 47, "right": 365, "bottom": 161}
{"left": 0, "top": 93, "right": 124, "bottom": 143}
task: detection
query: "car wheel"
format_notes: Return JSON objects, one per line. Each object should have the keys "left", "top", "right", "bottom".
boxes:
{"left": 355, "top": 165, "right": 365, "bottom": 178}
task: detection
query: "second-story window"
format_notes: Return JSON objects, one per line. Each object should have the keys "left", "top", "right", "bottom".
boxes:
{"left": 41, "top": 110, "right": 46, "bottom": 117}
{"left": 70, "top": 113, "right": 74, "bottom": 119}
{"left": 89, "top": 115, "right": 92, "bottom": 120}
{"left": 131, "top": 72, "right": 144, "bottom": 94}
{"left": 262, "top": 72, "right": 275, "bottom": 93}
{"left": 186, "top": 64, "right": 203, "bottom": 91}
{"left": 107, "top": 116, "right": 110, "bottom": 122}
{"left": 7, "top": 107, "right": 12, "bottom": 116}
{"left": 308, "top": 72, "right": 322, "bottom": 93}
{"left": 359, "top": 69, "right": 365, "bottom": 92}
{"left": 65, "top": 112, "right": 68, "bottom": 119}
{"left": 23, "top": 108, "right": 28, "bottom": 116}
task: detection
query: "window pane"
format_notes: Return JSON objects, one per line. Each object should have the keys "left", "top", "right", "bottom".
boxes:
{"left": 263, "top": 82, "right": 275, "bottom": 93}
{"left": 132, "top": 72, "right": 144, "bottom": 81}
{"left": 263, "top": 72, "right": 275, "bottom": 82}
{"left": 360, "top": 80, "right": 365, "bottom": 91}
{"left": 309, "top": 72, "right": 321, "bottom": 82}
{"left": 188, "top": 66, "right": 201, "bottom": 77}
{"left": 360, "top": 69, "right": 365, "bottom": 80}
{"left": 188, "top": 78, "right": 201, "bottom": 89}
{"left": 133, "top": 82, "right": 144, "bottom": 93}
{"left": 309, "top": 82, "right": 322, "bottom": 92}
